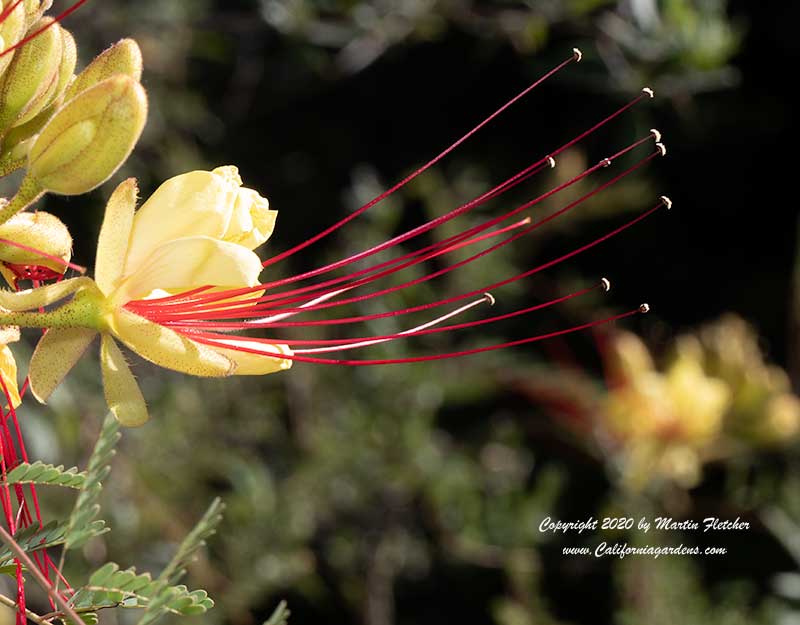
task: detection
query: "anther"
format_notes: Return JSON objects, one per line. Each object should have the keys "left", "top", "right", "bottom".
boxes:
{"left": 483, "top": 292, "right": 496, "bottom": 306}
{"left": 656, "top": 142, "right": 667, "bottom": 156}
{"left": 650, "top": 128, "right": 662, "bottom": 142}
{"left": 600, "top": 158, "right": 612, "bottom": 168}
{"left": 573, "top": 48, "right": 583, "bottom": 63}
{"left": 639, "top": 303, "right": 651, "bottom": 314}
{"left": 642, "top": 87, "right": 654, "bottom": 98}
{"left": 547, "top": 155, "right": 556, "bottom": 168}
{"left": 601, "top": 277, "right": 611, "bottom": 292}
{"left": 660, "top": 195, "right": 673, "bottom": 210}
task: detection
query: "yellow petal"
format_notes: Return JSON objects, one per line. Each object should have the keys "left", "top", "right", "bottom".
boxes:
{"left": 122, "top": 167, "right": 242, "bottom": 274}
{"left": 112, "top": 236, "right": 262, "bottom": 304}
{"left": 109, "top": 309, "right": 233, "bottom": 377}
{"left": 210, "top": 339, "right": 293, "bottom": 375}
{"left": 223, "top": 187, "right": 277, "bottom": 250}
{"left": 101, "top": 334, "right": 148, "bottom": 427}
{"left": 0, "top": 276, "right": 93, "bottom": 311}
{"left": 0, "top": 345, "right": 21, "bottom": 409}
{"left": 28, "top": 327, "right": 97, "bottom": 402}
{"left": 95, "top": 178, "right": 137, "bottom": 295}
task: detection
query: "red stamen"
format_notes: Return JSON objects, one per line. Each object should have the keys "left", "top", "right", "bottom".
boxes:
{"left": 143, "top": 148, "right": 661, "bottom": 327}
{"left": 131, "top": 133, "right": 660, "bottom": 324}
{"left": 261, "top": 49, "right": 583, "bottom": 269}
{"left": 192, "top": 306, "right": 646, "bottom": 365}
{"left": 179, "top": 281, "right": 602, "bottom": 349}
{"left": 153, "top": 198, "right": 666, "bottom": 331}
{"left": 0, "top": 237, "right": 86, "bottom": 275}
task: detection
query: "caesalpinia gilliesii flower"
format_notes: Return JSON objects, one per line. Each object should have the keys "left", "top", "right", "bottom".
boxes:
{"left": 0, "top": 167, "right": 291, "bottom": 426}
{"left": 0, "top": 49, "right": 674, "bottom": 427}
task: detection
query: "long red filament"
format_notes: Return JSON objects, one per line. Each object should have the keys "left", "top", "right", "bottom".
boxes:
{"left": 153, "top": 199, "right": 665, "bottom": 332}
{"left": 261, "top": 50, "right": 582, "bottom": 269}
{"left": 142, "top": 148, "right": 660, "bottom": 326}
{"left": 180, "top": 282, "right": 601, "bottom": 349}
{"left": 192, "top": 307, "right": 644, "bottom": 365}
{"left": 130, "top": 134, "right": 658, "bottom": 322}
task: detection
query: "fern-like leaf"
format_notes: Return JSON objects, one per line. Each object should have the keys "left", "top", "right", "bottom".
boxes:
{"left": 0, "top": 520, "right": 68, "bottom": 564}
{"left": 137, "top": 498, "right": 224, "bottom": 625}
{"left": 71, "top": 563, "right": 214, "bottom": 617}
{"left": 5, "top": 461, "right": 87, "bottom": 489}
{"left": 64, "top": 412, "right": 120, "bottom": 550}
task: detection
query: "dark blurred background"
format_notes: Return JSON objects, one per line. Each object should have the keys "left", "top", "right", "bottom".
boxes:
{"left": 15, "top": 1, "right": 800, "bottom": 624}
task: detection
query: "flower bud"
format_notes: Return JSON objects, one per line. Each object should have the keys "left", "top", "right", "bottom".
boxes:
{"left": 64, "top": 38, "right": 143, "bottom": 103}
{"left": 0, "top": 1, "right": 26, "bottom": 78}
{"left": 24, "top": 0, "right": 52, "bottom": 26}
{"left": 0, "top": 211, "right": 72, "bottom": 282}
{"left": 27, "top": 75, "right": 148, "bottom": 195}
{"left": 47, "top": 26, "right": 77, "bottom": 108}
{"left": 0, "top": 17, "right": 63, "bottom": 133}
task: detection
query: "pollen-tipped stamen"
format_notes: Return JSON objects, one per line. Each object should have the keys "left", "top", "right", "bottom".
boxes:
{"left": 191, "top": 306, "right": 645, "bottom": 366}
{"left": 146, "top": 145, "right": 662, "bottom": 326}
{"left": 132, "top": 132, "right": 659, "bottom": 323}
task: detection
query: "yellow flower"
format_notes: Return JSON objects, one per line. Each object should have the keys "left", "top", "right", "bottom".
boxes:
{"left": 11, "top": 168, "right": 291, "bottom": 426}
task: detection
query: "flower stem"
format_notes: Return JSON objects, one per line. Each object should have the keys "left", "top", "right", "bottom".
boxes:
{"left": 0, "top": 291, "right": 103, "bottom": 330}
{"left": 0, "top": 592, "right": 55, "bottom": 625}
{"left": 0, "top": 174, "right": 44, "bottom": 226}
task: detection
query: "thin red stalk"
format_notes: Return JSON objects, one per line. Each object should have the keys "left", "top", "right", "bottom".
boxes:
{"left": 261, "top": 50, "right": 582, "bottom": 269}
{"left": 181, "top": 282, "right": 601, "bottom": 349}
{"left": 193, "top": 307, "right": 644, "bottom": 365}
{"left": 152, "top": 149, "right": 659, "bottom": 325}
{"left": 163, "top": 198, "right": 665, "bottom": 331}
{"left": 0, "top": 0, "right": 24, "bottom": 24}
{"left": 0, "top": 238, "right": 86, "bottom": 274}
{"left": 0, "top": 0, "right": 91, "bottom": 58}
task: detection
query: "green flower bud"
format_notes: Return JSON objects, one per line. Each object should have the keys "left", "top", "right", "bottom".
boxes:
{"left": 0, "top": 17, "right": 62, "bottom": 133}
{"left": 27, "top": 75, "right": 148, "bottom": 195}
{"left": 0, "top": 1, "right": 28, "bottom": 79}
{"left": 23, "top": 0, "right": 52, "bottom": 27}
{"left": 0, "top": 210, "right": 72, "bottom": 284}
{"left": 64, "top": 38, "right": 143, "bottom": 103}
{"left": 0, "top": 29, "right": 74, "bottom": 169}
{"left": 48, "top": 26, "right": 76, "bottom": 107}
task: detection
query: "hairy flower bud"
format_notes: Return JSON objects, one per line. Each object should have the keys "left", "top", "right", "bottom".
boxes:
{"left": 0, "top": 17, "right": 64, "bottom": 133}
{"left": 27, "top": 75, "right": 148, "bottom": 195}
{"left": 64, "top": 38, "right": 143, "bottom": 103}
{"left": 23, "top": 0, "right": 52, "bottom": 26}
{"left": 0, "top": 210, "right": 72, "bottom": 284}
{"left": 0, "top": 28, "right": 73, "bottom": 171}
{"left": 0, "top": 1, "right": 26, "bottom": 79}
{"left": 48, "top": 26, "right": 77, "bottom": 106}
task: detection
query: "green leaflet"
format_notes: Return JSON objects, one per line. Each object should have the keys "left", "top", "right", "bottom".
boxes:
{"left": 5, "top": 460, "right": 87, "bottom": 489}
{"left": 71, "top": 563, "right": 214, "bottom": 616}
